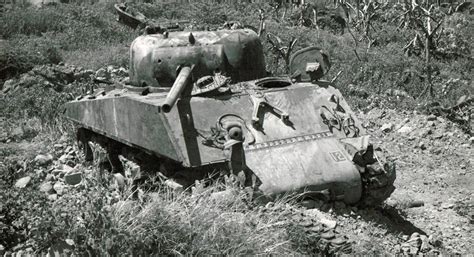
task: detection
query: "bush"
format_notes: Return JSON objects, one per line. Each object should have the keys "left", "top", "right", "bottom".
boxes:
{"left": 0, "top": 3, "right": 135, "bottom": 81}
{"left": 0, "top": 37, "right": 63, "bottom": 82}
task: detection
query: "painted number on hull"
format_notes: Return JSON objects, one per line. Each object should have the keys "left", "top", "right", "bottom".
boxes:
{"left": 330, "top": 151, "right": 346, "bottom": 162}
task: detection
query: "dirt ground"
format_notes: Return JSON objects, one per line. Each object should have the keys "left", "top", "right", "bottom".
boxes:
{"left": 324, "top": 108, "right": 473, "bottom": 254}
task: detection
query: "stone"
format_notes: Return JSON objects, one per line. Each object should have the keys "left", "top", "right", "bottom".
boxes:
{"left": 95, "top": 68, "right": 110, "bottom": 80}
{"left": 164, "top": 179, "right": 184, "bottom": 192}
{"left": 469, "top": 137, "right": 474, "bottom": 144}
{"left": 53, "top": 143, "right": 64, "bottom": 149}
{"left": 10, "top": 126, "right": 24, "bottom": 139}
{"left": 330, "top": 237, "right": 347, "bottom": 245}
{"left": 426, "top": 121, "right": 436, "bottom": 127}
{"left": 427, "top": 114, "right": 437, "bottom": 121}
{"left": 48, "top": 194, "right": 58, "bottom": 201}
{"left": 34, "top": 154, "right": 53, "bottom": 166}
{"left": 441, "top": 202, "right": 454, "bottom": 209}
{"left": 429, "top": 235, "right": 443, "bottom": 247}
{"left": 381, "top": 123, "right": 394, "bottom": 133}
{"left": 15, "top": 176, "right": 31, "bottom": 188}
{"left": 53, "top": 181, "right": 66, "bottom": 195}
{"left": 127, "top": 162, "right": 141, "bottom": 178}
{"left": 419, "top": 128, "right": 432, "bottom": 138}
{"left": 397, "top": 125, "right": 414, "bottom": 134}
{"left": 65, "top": 239, "right": 75, "bottom": 246}
{"left": 39, "top": 181, "right": 53, "bottom": 193}
{"left": 58, "top": 154, "right": 68, "bottom": 163}
{"left": 45, "top": 174, "right": 54, "bottom": 182}
{"left": 321, "top": 231, "right": 335, "bottom": 239}
{"left": 418, "top": 142, "right": 426, "bottom": 150}
{"left": 407, "top": 200, "right": 424, "bottom": 208}
{"left": 64, "top": 172, "right": 82, "bottom": 185}
{"left": 65, "top": 146, "right": 73, "bottom": 153}
{"left": 2, "top": 79, "right": 16, "bottom": 93}
{"left": 0, "top": 131, "right": 8, "bottom": 142}
{"left": 118, "top": 67, "right": 128, "bottom": 75}
{"left": 55, "top": 164, "right": 74, "bottom": 174}
{"left": 210, "top": 189, "right": 238, "bottom": 204}
{"left": 112, "top": 173, "right": 125, "bottom": 189}
{"left": 35, "top": 168, "right": 45, "bottom": 177}
{"left": 304, "top": 209, "right": 337, "bottom": 229}
{"left": 299, "top": 218, "right": 313, "bottom": 227}
{"left": 436, "top": 117, "right": 445, "bottom": 123}
{"left": 300, "top": 199, "right": 323, "bottom": 209}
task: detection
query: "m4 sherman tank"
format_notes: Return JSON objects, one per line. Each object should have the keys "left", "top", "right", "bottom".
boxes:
{"left": 64, "top": 29, "right": 396, "bottom": 206}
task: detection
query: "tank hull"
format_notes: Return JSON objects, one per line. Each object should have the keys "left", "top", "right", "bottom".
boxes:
{"left": 65, "top": 82, "right": 367, "bottom": 203}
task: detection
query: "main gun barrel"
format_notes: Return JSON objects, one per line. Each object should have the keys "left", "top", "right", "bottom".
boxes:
{"left": 161, "top": 66, "right": 192, "bottom": 113}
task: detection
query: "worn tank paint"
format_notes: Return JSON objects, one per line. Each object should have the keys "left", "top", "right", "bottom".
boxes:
{"left": 129, "top": 29, "right": 266, "bottom": 87}
{"left": 65, "top": 29, "right": 396, "bottom": 205}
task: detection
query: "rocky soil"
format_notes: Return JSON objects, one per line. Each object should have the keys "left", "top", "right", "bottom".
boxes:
{"left": 327, "top": 108, "right": 473, "bottom": 254}
{"left": 0, "top": 64, "right": 472, "bottom": 255}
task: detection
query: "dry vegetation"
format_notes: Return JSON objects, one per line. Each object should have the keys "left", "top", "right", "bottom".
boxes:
{"left": 0, "top": 0, "right": 472, "bottom": 255}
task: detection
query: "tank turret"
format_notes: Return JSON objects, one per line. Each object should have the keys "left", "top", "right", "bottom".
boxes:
{"left": 129, "top": 29, "right": 266, "bottom": 87}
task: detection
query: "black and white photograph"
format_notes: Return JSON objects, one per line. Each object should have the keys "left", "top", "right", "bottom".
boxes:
{"left": 0, "top": 0, "right": 472, "bottom": 255}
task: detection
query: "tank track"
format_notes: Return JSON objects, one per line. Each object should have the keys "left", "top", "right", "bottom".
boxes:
{"left": 77, "top": 127, "right": 395, "bottom": 206}
{"left": 353, "top": 144, "right": 397, "bottom": 206}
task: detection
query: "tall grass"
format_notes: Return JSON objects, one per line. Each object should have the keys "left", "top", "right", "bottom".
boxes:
{"left": 0, "top": 3, "right": 135, "bottom": 79}
{"left": 22, "top": 168, "right": 302, "bottom": 255}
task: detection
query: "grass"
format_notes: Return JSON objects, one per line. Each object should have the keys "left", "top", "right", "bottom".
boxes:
{"left": 0, "top": 162, "right": 301, "bottom": 255}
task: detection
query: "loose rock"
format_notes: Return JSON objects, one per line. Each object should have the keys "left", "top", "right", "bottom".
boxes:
{"left": 15, "top": 176, "right": 31, "bottom": 188}
{"left": 164, "top": 179, "right": 184, "bottom": 192}
{"left": 381, "top": 123, "right": 394, "bottom": 133}
{"left": 427, "top": 114, "right": 437, "bottom": 121}
{"left": 64, "top": 172, "right": 82, "bottom": 185}
{"left": 397, "top": 125, "right": 414, "bottom": 134}
{"left": 39, "top": 181, "right": 54, "bottom": 193}
{"left": 418, "top": 142, "right": 426, "bottom": 150}
{"left": 45, "top": 174, "right": 54, "bottom": 182}
{"left": 34, "top": 154, "right": 53, "bottom": 166}
{"left": 48, "top": 194, "right": 58, "bottom": 201}
{"left": 441, "top": 202, "right": 455, "bottom": 209}
{"left": 53, "top": 181, "right": 66, "bottom": 195}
